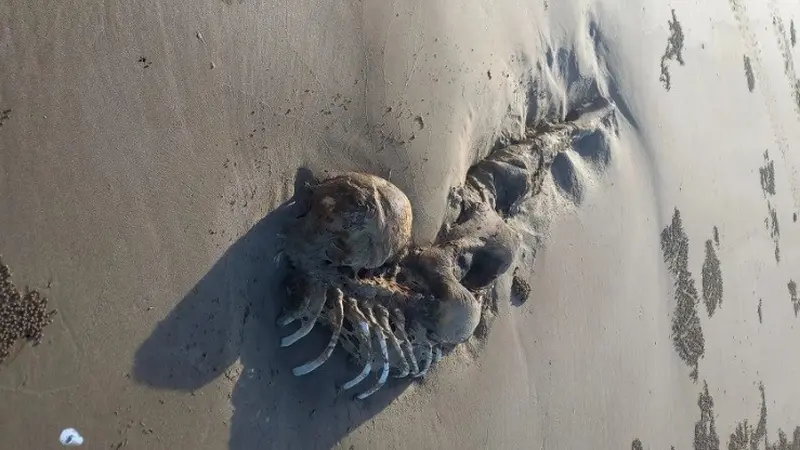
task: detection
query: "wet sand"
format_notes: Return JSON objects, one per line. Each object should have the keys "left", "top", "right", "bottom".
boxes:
{"left": 2, "top": 0, "right": 800, "bottom": 449}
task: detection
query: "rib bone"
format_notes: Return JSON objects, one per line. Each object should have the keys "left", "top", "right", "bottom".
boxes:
{"left": 341, "top": 298, "right": 374, "bottom": 390}
{"left": 292, "top": 289, "right": 345, "bottom": 376}
{"left": 280, "top": 284, "right": 327, "bottom": 347}
{"left": 410, "top": 322, "right": 433, "bottom": 378}
{"left": 390, "top": 308, "right": 419, "bottom": 376}
{"left": 374, "top": 305, "right": 410, "bottom": 378}
{"left": 356, "top": 317, "right": 390, "bottom": 400}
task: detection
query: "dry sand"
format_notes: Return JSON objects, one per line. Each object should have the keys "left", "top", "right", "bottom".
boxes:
{"left": 2, "top": 0, "right": 800, "bottom": 448}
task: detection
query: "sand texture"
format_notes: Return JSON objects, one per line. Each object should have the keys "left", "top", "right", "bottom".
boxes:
{"left": 2, "top": 0, "right": 800, "bottom": 449}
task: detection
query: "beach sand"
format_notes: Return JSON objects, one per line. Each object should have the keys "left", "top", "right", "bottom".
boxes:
{"left": 2, "top": 0, "right": 800, "bottom": 448}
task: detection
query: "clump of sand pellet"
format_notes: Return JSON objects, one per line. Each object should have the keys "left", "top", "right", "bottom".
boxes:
{"left": 0, "top": 259, "right": 57, "bottom": 362}
{"left": 510, "top": 268, "right": 531, "bottom": 306}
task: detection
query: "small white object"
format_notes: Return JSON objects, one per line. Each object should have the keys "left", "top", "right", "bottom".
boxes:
{"left": 60, "top": 428, "right": 84, "bottom": 446}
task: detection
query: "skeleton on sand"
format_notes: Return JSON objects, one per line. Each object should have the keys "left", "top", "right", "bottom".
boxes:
{"left": 276, "top": 100, "right": 615, "bottom": 399}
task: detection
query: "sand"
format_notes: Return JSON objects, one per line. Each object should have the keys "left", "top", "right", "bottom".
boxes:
{"left": 2, "top": 0, "right": 800, "bottom": 448}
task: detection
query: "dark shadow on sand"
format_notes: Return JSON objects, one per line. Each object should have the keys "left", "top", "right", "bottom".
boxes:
{"left": 133, "top": 168, "right": 409, "bottom": 450}
{"left": 550, "top": 152, "right": 585, "bottom": 204}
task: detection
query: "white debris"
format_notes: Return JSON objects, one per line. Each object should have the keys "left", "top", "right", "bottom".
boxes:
{"left": 59, "top": 428, "right": 84, "bottom": 446}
